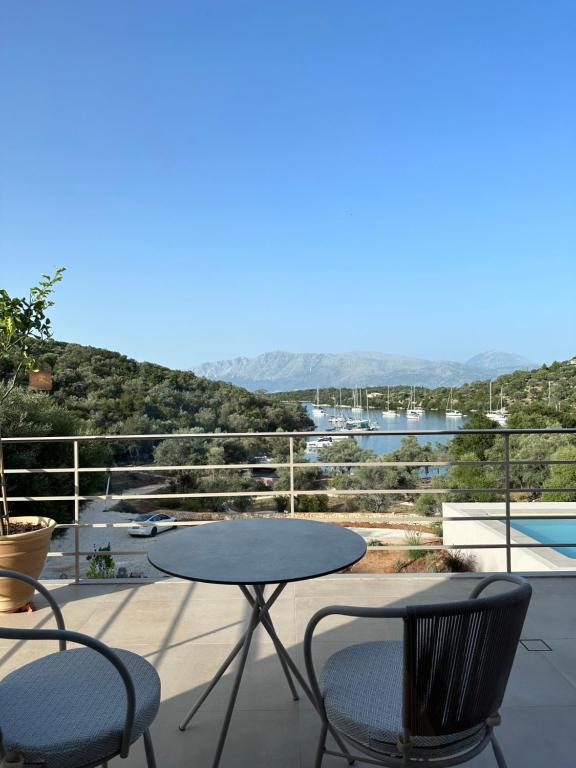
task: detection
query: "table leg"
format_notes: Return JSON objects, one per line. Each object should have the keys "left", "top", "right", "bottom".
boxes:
{"left": 239, "top": 584, "right": 299, "bottom": 701}
{"left": 178, "top": 581, "right": 353, "bottom": 767}
{"left": 179, "top": 583, "right": 288, "bottom": 730}
{"left": 179, "top": 633, "right": 247, "bottom": 731}
{"left": 211, "top": 599, "right": 260, "bottom": 768}
{"left": 252, "top": 585, "right": 356, "bottom": 764}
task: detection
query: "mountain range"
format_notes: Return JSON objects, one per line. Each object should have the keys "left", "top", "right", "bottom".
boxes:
{"left": 193, "top": 351, "right": 536, "bottom": 391}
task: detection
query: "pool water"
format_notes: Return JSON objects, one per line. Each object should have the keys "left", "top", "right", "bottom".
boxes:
{"left": 511, "top": 519, "right": 576, "bottom": 559}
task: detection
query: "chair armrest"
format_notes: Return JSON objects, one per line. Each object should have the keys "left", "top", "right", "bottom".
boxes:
{"left": 469, "top": 574, "right": 528, "bottom": 600}
{"left": 0, "top": 627, "right": 136, "bottom": 759}
{"left": 303, "top": 604, "right": 407, "bottom": 710}
{"left": 0, "top": 569, "right": 66, "bottom": 650}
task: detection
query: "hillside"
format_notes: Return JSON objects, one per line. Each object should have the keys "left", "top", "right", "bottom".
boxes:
{"left": 274, "top": 357, "right": 576, "bottom": 421}
{"left": 194, "top": 350, "right": 535, "bottom": 391}
{"left": 1, "top": 340, "right": 313, "bottom": 436}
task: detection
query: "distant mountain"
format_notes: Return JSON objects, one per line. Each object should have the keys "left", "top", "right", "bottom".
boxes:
{"left": 193, "top": 351, "right": 536, "bottom": 392}
{"left": 465, "top": 351, "right": 536, "bottom": 375}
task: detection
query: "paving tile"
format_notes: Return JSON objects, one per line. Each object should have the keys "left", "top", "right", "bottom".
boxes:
{"left": 110, "top": 708, "right": 301, "bottom": 768}
{"left": 5, "top": 576, "right": 576, "bottom": 768}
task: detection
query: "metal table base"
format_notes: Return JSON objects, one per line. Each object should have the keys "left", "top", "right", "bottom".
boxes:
{"left": 178, "top": 582, "right": 354, "bottom": 768}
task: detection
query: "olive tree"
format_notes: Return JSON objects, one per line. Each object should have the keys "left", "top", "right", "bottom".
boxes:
{"left": 0, "top": 268, "right": 65, "bottom": 534}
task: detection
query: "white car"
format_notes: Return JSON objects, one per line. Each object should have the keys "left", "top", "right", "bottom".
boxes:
{"left": 128, "top": 513, "right": 177, "bottom": 537}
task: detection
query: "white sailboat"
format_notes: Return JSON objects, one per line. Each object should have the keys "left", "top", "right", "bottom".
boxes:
{"left": 312, "top": 387, "right": 325, "bottom": 417}
{"left": 382, "top": 386, "right": 398, "bottom": 418}
{"left": 445, "top": 388, "right": 463, "bottom": 418}
{"left": 485, "top": 382, "right": 507, "bottom": 425}
{"left": 328, "top": 391, "right": 346, "bottom": 425}
{"left": 413, "top": 386, "right": 425, "bottom": 415}
{"left": 406, "top": 386, "right": 421, "bottom": 420}
{"left": 365, "top": 389, "right": 378, "bottom": 430}
{"left": 351, "top": 387, "right": 363, "bottom": 414}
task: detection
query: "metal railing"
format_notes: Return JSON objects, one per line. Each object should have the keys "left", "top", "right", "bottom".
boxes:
{"left": 3, "top": 427, "right": 576, "bottom": 581}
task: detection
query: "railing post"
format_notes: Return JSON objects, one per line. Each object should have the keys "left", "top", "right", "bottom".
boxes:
{"left": 289, "top": 437, "right": 295, "bottom": 517}
{"left": 73, "top": 440, "right": 80, "bottom": 583}
{"left": 504, "top": 433, "right": 511, "bottom": 573}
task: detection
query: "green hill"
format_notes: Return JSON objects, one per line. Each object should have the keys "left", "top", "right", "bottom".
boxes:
{"left": 5, "top": 340, "right": 313, "bottom": 436}
{"left": 0, "top": 341, "right": 314, "bottom": 523}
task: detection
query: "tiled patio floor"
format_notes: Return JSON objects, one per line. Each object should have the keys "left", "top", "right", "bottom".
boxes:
{"left": 1, "top": 575, "right": 575, "bottom": 767}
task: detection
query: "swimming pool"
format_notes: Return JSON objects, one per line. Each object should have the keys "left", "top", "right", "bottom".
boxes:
{"left": 511, "top": 519, "right": 576, "bottom": 559}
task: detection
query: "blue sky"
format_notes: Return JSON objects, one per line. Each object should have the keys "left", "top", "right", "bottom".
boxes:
{"left": 1, "top": 1, "right": 575, "bottom": 369}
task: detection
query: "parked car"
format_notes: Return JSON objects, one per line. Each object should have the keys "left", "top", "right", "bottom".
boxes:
{"left": 128, "top": 513, "right": 177, "bottom": 537}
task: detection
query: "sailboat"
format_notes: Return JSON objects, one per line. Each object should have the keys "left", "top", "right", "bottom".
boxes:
{"left": 382, "top": 386, "right": 398, "bottom": 418}
{"left": 445, "top": 388, "right": 463, "bottom": 418}
{"left": 351, "top": 387, "right": 363, "bottom": 414}
{"left": 413, "top": 386, "right": 425, "bottom": 415}
{"left": 328, "top": 391, "right": 346, "bottom": 426}
{"left": 485, "top": 382, "right": 507, "bottom": 425}
{"left": 365, "top": 389, "right": 378, "bottom": 430}
{"left": 312, "top": 387, "right": 325, "bottom": 417}
{"left": 406, "top": 386, "right": 421, "bottom": 420}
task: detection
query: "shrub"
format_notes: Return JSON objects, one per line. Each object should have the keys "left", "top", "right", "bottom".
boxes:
{"left": 414, "top": 494, "right": 441, "bottom": 517}
{"left": 438, "top": 549, "right": 476, "bottom": 573}
{"left": 296, "top": 495, "right": 329, "bottom": 513}
{"left": 404, "top": 530, "right": 427, "bottom": 560}
{"left": 430, "top": 520, "right": 443, "bottom": 537}
{"left": 110, "top": 500, "right": 137, "bottom": 515}
{"left": 274, "top": 495, "right": 289, "bottom": 514}
{"left": 86, "top": 543, "right": 116, "bottom": 579}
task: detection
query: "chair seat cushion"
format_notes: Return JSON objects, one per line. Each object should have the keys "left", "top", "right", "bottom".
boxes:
{"left": 0, "top": 647, "right": 160, "bottom": 768}
{"left": 320, "top": 641, "right": 485, "bottom": 758}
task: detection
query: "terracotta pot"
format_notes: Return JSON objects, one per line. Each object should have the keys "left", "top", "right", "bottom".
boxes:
{"left": 0, "top": 516, "right": 56, "bottom": 611}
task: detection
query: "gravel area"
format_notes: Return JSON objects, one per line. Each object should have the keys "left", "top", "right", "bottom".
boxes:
{"left": 42, "top": 485, "right": 174, "bottom": 580}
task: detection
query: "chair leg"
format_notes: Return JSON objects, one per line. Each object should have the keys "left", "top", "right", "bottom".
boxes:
{"left": 491, "top": 735, "right": 508, "bottom": 768}
{"left": 314, "top": 721, "right": 328, "bottom": 768}
{"left": 143, "top": 729, "right": 158, "bottom": 768}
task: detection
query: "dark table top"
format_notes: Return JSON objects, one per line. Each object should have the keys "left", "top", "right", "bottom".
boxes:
{"left": 147, "top": 518, "right": 367, "bottom": 585}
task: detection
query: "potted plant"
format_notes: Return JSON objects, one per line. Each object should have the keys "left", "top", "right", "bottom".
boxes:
{"left": 0, "top": 268, "right": 65, "bottom": 611}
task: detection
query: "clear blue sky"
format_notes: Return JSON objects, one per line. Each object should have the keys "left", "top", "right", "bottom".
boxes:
{"left": 1, "top": 1, "right": 575, "bottom": 369}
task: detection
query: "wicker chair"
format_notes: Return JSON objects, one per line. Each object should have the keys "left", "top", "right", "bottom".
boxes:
{"left": 0, "top": 570, "right": 160, "bottom": 768}
{"left": 304, "top": 574, "right": 532, "bottom": 767}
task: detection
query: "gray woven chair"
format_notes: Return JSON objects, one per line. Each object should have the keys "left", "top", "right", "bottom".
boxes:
{"left": 0, "top": 570, "right": 160, "bottom": 768}
{"left": 304, "top": 574, "right": 532, "bottom": 767}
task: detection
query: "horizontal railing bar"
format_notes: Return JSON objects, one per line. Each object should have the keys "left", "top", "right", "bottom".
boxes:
{"left": 3, "top": 427, "right": 576, "bottom": 445}
{"left": 6, "top": 488, "right": 510, "bottom": 502}
{"left": 46, "top": 543, "right": 576, "bottom": 556}
{"left": 43, "top": 514, "right": 576, "bottom": 528}
{"left": 442, "top": 514, "right": 576, "bottom": 521}
{"left": 4, "top": 468, "right": 76, "bottom": 474}
{"left": 80, "top": 463, "right": 288, "bottom": 472}
{"left": 7, "top": 459, "right": 576, "bottom": 476}
{"left": 47, "top": 551, "right": 148, "bottom": 557}
{"left": 9, "top": 485, "right": 576, "bottom": 503}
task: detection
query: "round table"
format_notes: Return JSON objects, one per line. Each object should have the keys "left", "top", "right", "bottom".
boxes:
{"left": 148, "top": 518, "right": 366, "bottom": 768}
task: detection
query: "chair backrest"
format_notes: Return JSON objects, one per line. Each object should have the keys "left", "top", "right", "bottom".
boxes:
{"left": 402, "top": 579, "right": 531, "bottom": 738}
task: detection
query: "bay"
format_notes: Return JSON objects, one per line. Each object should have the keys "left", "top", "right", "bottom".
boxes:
{"left": 304, "top": 402, "right": 468, "bottom": 456}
